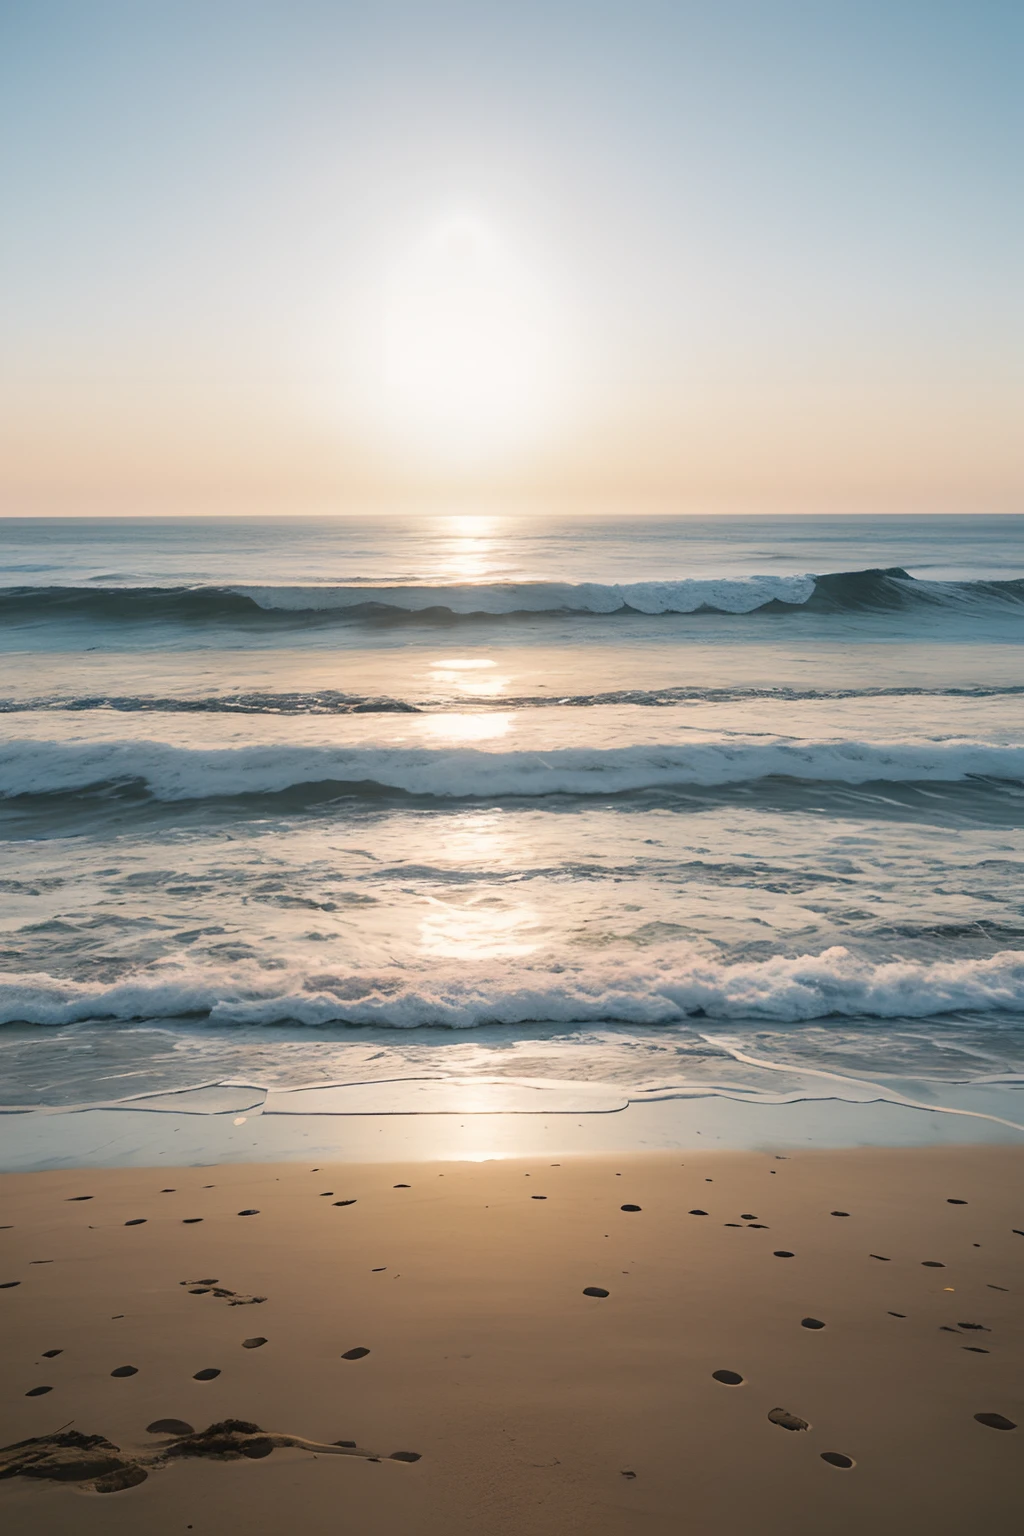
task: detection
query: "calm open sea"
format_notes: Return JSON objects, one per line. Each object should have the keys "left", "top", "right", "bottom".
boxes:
{"left": 1, "top": 513, "right": 1023, "bottom": 1126}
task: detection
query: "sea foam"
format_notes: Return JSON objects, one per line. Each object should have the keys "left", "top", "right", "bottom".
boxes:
{"left": 3, "top": 947, "right": 1023, "bottom": 1029}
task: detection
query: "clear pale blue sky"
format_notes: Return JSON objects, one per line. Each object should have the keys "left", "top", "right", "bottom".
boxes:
{"left": 1, "top": 0, "right": 1021, "bottom": 510}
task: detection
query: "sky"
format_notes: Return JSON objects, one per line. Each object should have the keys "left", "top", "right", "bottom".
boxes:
{"left": 1, "top": 0, "right": 1021, "bottom": 514}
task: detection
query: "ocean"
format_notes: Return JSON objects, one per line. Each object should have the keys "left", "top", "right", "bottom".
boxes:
{"left": 1, "top": 512, "right": 1023, "bottom": 1133}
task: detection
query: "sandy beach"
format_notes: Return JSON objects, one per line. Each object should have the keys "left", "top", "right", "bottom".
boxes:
{"left": 2, "top": 1145, "right": 1021, "bottom": 1534}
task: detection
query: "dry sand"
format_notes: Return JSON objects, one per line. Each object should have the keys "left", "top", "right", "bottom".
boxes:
{"left": 1, "top": 1146, "right": 1022, "bottom": 1534}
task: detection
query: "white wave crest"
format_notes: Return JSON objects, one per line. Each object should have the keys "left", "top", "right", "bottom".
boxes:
{"left": 1, "top": 735, "right": 1022, "bottom": 801}
{"left": 3, "top": 948, "right": 1023, "bottom": 1029}
{"left": 234, "top": 575, "right": 817, "bottom": 615}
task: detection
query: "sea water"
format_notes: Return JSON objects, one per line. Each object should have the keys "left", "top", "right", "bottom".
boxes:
{"left": 1, "top": 512, "right": 1022, "bottom": 1133}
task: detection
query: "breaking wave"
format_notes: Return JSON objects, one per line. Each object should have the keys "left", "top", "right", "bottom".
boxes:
{"left": 1, "top": 735, "right": 1023, "bottom": 803}
{"left": 2, "top": 567, "right": 1023, "bottom": 627}
{"left": 3, "top": 947, "right": 1024, "bottom": 1028}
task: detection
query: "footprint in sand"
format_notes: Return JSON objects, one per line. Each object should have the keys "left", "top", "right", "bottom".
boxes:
{"left": 110, "top": 1367, "right": 138, "bottom": 1378}
{"left": 25, "top": 1386, "right": 52, "bottom": 1396}
{"left": 341, "top": 1348, "right": 370, "bottom": 1360}
{"left": 712, "top": 1370, "right": 744, "bottom": 1386}
{"left": 974, "top": 1413, "right": 1015, "bottom": 1431}
{"left": 193, "top": 1369, "right": 221, "bottom": 1381}
{"left": 801, "top": 1318, "right": 825, "bottom": 1330}
{"left": 242, "top": 1338, "right": 266, "bottom": 1349}
{"left": 821, "top": 1451, "right": 855, "bottom": 1468}
{"left": 583, "top": 1287, "right": 609, "bottom": 1299}
{"left": 768, "top": 1408, "right": 808, "bottom": 1431}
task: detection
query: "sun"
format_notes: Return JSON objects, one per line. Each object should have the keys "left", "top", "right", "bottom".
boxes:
{"left": 372, "top": 214, "right": 565, "bottom": 469}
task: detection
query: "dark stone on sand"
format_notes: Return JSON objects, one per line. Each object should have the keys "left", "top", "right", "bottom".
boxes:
{"left": 801, "top": 1318, "right": 825, "bottom": 1329}
{"left": 124, "top": 1219, "right": 146, "bottom": 1226}
{"left": 583, "top": 1287, "right": 610, "bottom": 1298}
{"left": 712, "top": 1370, "right": 743, "bottom": 1385}
{"left": 947, "top": 1199, "right": 967, "bottom": 1204}
{"left": 66, "top": 1196, "right": 93, "bottom": 1202}
{"left": 532, "top": 1195, "right": 547, "bottom": 1200}
{"left": 888, "top": 1312, "right": 906, "bottom": 1317}
{"left": 689, "top": 1209, "right": 707, "bottom": 1216}
{"left": 621, "top": 1204, "right": 641, "bottom": 1212}
{"left": 620, "top": 1469, "right": 637, "bottom": 1479}
{"left": 1, "top": 1431, "right": 128, "bottom": 1483}
{"left": 394, "top": 1184, "right": 410, "bottom": 1188}
{"left": 41, "top": 1350, "right": 62, "bottom": 1358}
{"left": 390, "top": 1451, "right": 422, "bottom": 1462}
{"left": 25, "top": 1386, "right": 52, "bottom": 1396}
{"left": 193, "top": 1369, "right": 221, "bottom": 1381}
{"left": 959, "top": 1322, "right": 990, "bottom": 1330}
{"left": 110, "top": 1366, "right": 138, "bottom": 1378}
{"left": 921, "top": 1261, "right": 945, "bottom": 1267}
{"left": 975, "top": 1413, "right": 1016, "bottom": 1431}
{"left": 342, "top": 1347, "right": 371, "bottom": 1359}
{"left": 0, "top": 1282, "right": 21, "bottom": 1289}
{"left": 182, "top": 1218, "right": 203, "bottom": 1224}
{"left": 821, "top": 1451, "right": 854, "bottom": 1468}
{"left": 870, "top": 1254, "right": 890, "bottom": 1261}
{"left": 768, "top": 1408, "right": 808, "bottom": 1431}
{"left": 773, "top": 1251, "right": 795, "bottom": 1258}
{"left": 333, "top": 1199, "right": 357, "bottom": 1206}
{"left": 964, "top": 1347, "right": 989, "bottom": 1353}
{"left": 242, "top": 1337, "right": 267, "bottom": 1349}
{"left": 237, "top": 1209, "right": 259, "bottom": 1216}
{"left": 147, "top": 1419, "right": 194, "bottom": 1436}
{"left": 831, "top": 1211, "right": 849, "bottom": 1217}
{"left": 334, "top": 1440, "right": 357, "bottom": 1448}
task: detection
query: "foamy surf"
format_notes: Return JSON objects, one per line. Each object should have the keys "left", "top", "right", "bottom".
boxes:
{"left": 1, "top": 734, "right": 1022, "bottom": 801}
{"left": 4, "top": 947, "right": 1024, "bottom": 1029}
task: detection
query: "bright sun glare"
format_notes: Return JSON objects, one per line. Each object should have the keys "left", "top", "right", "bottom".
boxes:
{"left": 374, "top": 215, "right": 565, "bottom": 468}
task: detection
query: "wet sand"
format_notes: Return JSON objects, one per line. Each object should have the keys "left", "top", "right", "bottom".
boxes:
{"left": 2, "top": 1146, "right": 1022, "bottom": 1534}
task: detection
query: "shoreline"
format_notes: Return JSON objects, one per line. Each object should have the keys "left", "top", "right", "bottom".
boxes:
{"left": 2, "top": 1089, "right": 1023, "bottom": 1175}
{"left": 2, "top": 1144, "right": 1022, "bottom": 1534}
